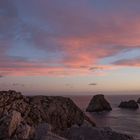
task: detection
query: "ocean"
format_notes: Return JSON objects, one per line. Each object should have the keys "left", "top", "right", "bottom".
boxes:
{"left": 70, "top": 95, "right": 140, "bottom": 140}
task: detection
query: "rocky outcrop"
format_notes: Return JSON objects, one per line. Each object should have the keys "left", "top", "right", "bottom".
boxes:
{"left": 86, "top": 94, "right": 112, "bottom": 112}
{"left": 119, "top": 100, "right": 139, "bottom": 109}
{"left": 62, "top": 126, "right": 134, "bottom": 140}
{"left": 0, "top": 90, "right": 95, "bottom": 139}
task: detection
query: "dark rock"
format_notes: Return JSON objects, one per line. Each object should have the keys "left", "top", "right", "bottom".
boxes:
{"left": 62, "top": 126, "right": 134, "bottom": 140}
{"left": 137, "top": 98, "right": 140, "bottom": 103}
{"left": 119, "top": 100, "right": 139, "bottom": 109}
{"left": 86, "top": 94, "right": 112, "bottom": 112}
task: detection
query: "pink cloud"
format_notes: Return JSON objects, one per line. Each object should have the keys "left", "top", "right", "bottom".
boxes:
{"left": 1, "top": 0, "right": 140, "bottom": 76}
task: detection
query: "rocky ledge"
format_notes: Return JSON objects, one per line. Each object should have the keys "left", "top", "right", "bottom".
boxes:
{"left": 86, "top": 94, "right": 112, "bottom": 112}
{"left": 0, "top": 90, "right": 134, "bottom": 140}
{"left": 119, "top": 100, "right": 139, "bottom": 109}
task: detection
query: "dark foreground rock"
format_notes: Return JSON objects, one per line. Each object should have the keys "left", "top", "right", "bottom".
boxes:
{"left": 86, "top": 94, "right": 112, "bottom": 112}
{"left": 137, "top": 98, "right": 140, "bottom": 103}
{"left": 62, "top": 126, "right": 134, "bottom": 140}
{"left": 119, "top": 100, "right": 139, "bottom": 109}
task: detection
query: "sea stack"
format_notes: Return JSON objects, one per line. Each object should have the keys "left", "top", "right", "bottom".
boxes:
{"left": 119, "top": 100, "right": 139, "bottom": 109}
{"left": 86, "top": 94, "right": 112, "bottom": 112}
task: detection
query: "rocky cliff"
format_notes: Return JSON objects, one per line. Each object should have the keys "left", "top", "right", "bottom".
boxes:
{"left": 0, "top": 90, "right": 95, "bottom": 139}
{"left": 0, "top": 90, "right": 134, "bottom": 140}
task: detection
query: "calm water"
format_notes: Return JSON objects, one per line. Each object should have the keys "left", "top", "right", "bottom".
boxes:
{"left": 70, "top": 95, "right": 140, "bottom": 140}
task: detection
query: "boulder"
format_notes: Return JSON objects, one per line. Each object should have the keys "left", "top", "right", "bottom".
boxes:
{"left": 86, "top": 94, "right": 112, "bottom": 112}
{"left": 119, "top": 100, "right": 139, "bottom": 109}
{"left": 62, "top": 126, "right": 134, "bottom": 140}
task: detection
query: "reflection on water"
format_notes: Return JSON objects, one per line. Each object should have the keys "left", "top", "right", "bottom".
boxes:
{"left": 70, "top": 95, "right": 140, "bottom": 140}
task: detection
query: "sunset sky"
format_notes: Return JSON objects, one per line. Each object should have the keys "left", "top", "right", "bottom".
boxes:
{"left": 0, "top": 0, "right": 140, "bottom": 95}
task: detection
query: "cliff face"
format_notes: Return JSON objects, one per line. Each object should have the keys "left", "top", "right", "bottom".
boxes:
{"left": 0, "top": 90, "right": 95, "bottom": 140}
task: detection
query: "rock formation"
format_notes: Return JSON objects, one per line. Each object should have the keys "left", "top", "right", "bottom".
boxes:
{"left": 119, "top": 100, "right": 139, "bottom": 109}
{"left": 0, "top": 90, "right": 95, "bottom": 139}
{"left": 86, "top": 94, "right": 112, "bottom": 112}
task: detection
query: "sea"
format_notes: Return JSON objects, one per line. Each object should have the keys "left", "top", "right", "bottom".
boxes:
{"left": 69, "top": 95, "right": 140, "bottom": 140}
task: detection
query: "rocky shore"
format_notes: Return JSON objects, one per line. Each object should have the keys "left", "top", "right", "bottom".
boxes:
{"left": 0, "top": 90, "right": 134, "bottom": 140}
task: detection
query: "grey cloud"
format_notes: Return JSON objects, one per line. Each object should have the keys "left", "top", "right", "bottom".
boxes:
{"left": 89, "top": 83, "right": 97, "bottom": 86}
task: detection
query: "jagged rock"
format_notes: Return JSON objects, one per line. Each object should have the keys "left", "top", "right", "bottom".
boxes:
{"left": 119, "top": 100, "right": 139, "bottom": 109}
{"left": 0, "top": 110, "right": 22, "bottom": 139}
{"left": 0, "top": 90, "right": 30, "bottom": 118}
{"left": 86, "top": 94, "right": 112, "bottom": 112}
{"left": 62, "top": 126, "right": 134, "bottom": 140}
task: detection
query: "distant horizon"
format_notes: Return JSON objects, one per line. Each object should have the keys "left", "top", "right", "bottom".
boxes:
{"left": 17, "top": 90, "right": 140, "bottom": 96}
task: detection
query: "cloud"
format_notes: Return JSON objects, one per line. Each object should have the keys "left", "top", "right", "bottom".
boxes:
{"left": 0, "top": 0, "right": 140, "bottom": 76}
{"left": 12, "top": 83, "right": 24, "bottom": 87}
{"left": 65, "top": 84, "right": 73, "bottom": 88}
{"left": 0, "top": 75, "right": 4, "bottom": 78}
{"left": 89, "top": 83, "right": 97, "bottom": 86}
{"left": 113, "top": 58, "right": 140, "bottom": 67}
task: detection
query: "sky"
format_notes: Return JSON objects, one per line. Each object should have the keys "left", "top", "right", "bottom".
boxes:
{"left": 0, "top": 0, "right": 140, "bottom": 95}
